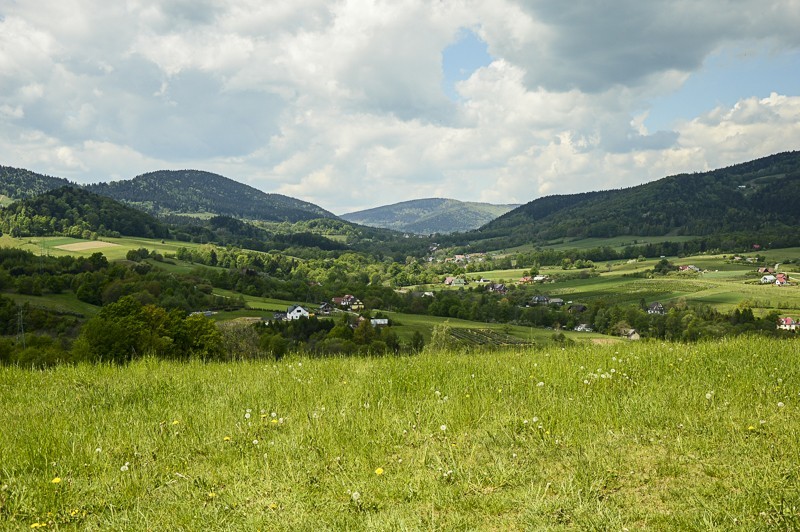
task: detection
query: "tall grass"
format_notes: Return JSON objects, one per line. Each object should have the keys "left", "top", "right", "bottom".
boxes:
{"left": 1, "top": 337, "right": 798, "bottom": 530}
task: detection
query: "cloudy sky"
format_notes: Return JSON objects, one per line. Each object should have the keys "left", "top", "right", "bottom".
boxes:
{"left": 1, "top": 1, "right": 799, "bottom": 214}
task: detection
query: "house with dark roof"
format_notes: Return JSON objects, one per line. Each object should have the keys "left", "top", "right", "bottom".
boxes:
{"left": 647, "top": 302, "right": 666, "bottom": 315}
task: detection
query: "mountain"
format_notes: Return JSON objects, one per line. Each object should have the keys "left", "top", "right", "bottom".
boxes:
{"left": 341, "top": 198, "right": 519, "bottom": 234}
{"left": 86, "top": 170, "right": 335, "bottom": 223}
{"left": 0, "top": 186, "right": 169, "bottom": 239}
{"left": 0, "top": 166, "right": 72, "bottom": 203}
{"left": 469, "top": 151, "right": 800, "bottom": 248}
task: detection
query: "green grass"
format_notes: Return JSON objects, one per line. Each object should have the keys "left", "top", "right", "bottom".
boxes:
{"left": 506, "top": 235, "right": 702, "bottom": 253}
{"left": 1, "top": 337, "right": 798, "bottom": 529}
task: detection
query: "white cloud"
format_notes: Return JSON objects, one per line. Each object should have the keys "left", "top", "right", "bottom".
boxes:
{"left": 0, "top": 0, "right": 799, "bottom": 214}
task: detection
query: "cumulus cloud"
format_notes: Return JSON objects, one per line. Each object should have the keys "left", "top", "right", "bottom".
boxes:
{"left": 0, "top": 0, "right": 799, "bottom": 213}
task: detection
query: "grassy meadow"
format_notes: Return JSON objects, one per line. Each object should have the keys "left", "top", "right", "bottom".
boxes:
{"left": 1, "top": 336, "right": 798, "bottom": 530}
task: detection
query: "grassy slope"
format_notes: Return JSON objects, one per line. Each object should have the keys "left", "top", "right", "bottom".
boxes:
{"left": 1, "top": 337, "right": 797, "bottom": 530}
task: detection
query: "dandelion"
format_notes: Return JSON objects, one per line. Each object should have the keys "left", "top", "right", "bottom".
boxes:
{"left": 120, "top": 462, "right": 130, "bottom": 472}
{"left": 375, "top": 467, "right": 384, "bottom": 476}
{"left": 271, "top": 419, "right": 278, "bottom": 425}
{"left": 537, "top": 382, "right": 544, "bottom": 387}
{"left": 95, "top": 447, "right": 102, "bottom": 453}
{"left": 778, "top": 402, "right": 785, "bottom": 408}
{"left": 253, "top": 440, "right": 259, "bottom": 445}
{"left": 207, "top": 491, "right": 216, "bottom": 499}
{"left": 440, "top": 424, "right": 447, "bottom": 432}
{"left": 51, "top": 477, "right": 61, "bottom": 484}
{"left": 747, "top": 425, "right": 755, "bottom": 431}
{"left": 30, "top": 522, "right": 48, "bottom": 529}
{"left": 172, "top": 420, "right": 180, "bottom": 426}
{"left": 244, "top": 412, "right": 251, "bottom": 419}
{"left": 223, "top": 436, "right": 231, "bottom": 441}
{"left": 271, "top": 412, "right": 277, "bottom": 418}
{"left": 351, "top": 491, "right": 361, "bottom": 502}
{"left": 705, "top": 392, "right": 714, "bottom": 400}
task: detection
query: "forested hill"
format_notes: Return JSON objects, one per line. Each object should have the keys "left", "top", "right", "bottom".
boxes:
{"left": 86, "top": 170, "right": 335, "bottom": 223}
{"left": 0, "top": 186, "right": 169, "bottom": 239}
{"left": 471, "top": 151, "right": 800, "bottom": 247}
{"left": 341, "top": 198, "right": 519, "bottom": 234}
{"left": 0, "top": 166, "right": 72, "bottom": 202}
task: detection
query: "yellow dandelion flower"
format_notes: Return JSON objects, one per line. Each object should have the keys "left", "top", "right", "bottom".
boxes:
{"left": 223, "top": 436, "right": 231, "bottom": 441}
{"left": 271, "top": 419, "right": 279, "bottom": 425}
{"left": 30, "top": 522, "right": 48, "bottom": 529}
{"left": 51, "top": 477, "right": 61, "bottom": 484}
{"left": 375, "top": 467, "right": 384, "bottom": 475}
{"left": 747, "top": 425, "right": 755, "bottom": 431}
{"left": 207, "top": 491, "right": 216, "bottom": 498}
{"left": 172, "top": 420, "right": 180, "bottom": 426}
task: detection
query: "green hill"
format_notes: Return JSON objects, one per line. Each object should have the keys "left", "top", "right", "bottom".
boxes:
{"left": 0, "top": 166, "right": 72, "bottom": 203}
{"left": 0, "top": 186, "right": 169, "bottom": 239}
{"left": 341, "top": 198, "right": 519, "bottom": 234}
{"left": 86, "top": 170, "right": 335, "bottom": 223}
{"left": 470, "top": 151, "right": 800, "bottom": 248}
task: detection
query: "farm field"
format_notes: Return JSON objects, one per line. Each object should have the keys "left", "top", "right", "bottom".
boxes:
{"left": 1, "top": 337, "right": 797, "bottom": 530}
{"left": 506, "top": 235, "right": 702, "bottom": 253}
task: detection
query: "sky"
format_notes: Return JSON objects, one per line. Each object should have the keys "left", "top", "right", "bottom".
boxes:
{"left": 1, "top": 1, "right": 799, "bottom": 215}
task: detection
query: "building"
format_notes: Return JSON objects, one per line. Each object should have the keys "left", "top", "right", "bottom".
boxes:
{"left": 286, "top": 305, "right": 310, "bottom": 320}
{"left": 647, "top": 302, "right": 666, "bottom": 315}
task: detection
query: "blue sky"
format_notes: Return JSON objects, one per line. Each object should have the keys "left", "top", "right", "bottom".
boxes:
{"left": 1, "top": 1, "right": 799, "bottom": 213}
{"left": 645, "top": 45, "right": 800, "bottom": 132}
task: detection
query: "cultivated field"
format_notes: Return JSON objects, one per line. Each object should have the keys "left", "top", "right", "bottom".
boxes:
{"left": 1, "top": 337, "right": 797, "bottom": 530}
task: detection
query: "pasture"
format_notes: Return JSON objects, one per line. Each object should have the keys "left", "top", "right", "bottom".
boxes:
{"left": 1, "top": 337, "right": 797, "bottom": 530}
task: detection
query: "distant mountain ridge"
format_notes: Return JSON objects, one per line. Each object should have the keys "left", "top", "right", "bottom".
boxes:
{"left": 86, "top": 170, "right": 335, "bottom": 223}
{"left": 0, "top": 166, "right": 72, "bottom": 202}
{"left": 0, "top": 167, "right": 334, "bottom": 223}
{"left": 469, "top": 151, "right": 800, "bottom": 248}
{"left": 341, "top": 198, "right": 519, "bottom": 234}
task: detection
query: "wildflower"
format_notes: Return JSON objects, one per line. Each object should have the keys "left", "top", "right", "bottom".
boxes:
{"left": 440, "top": 424, "right": 447, "bottom": 432}
{"left": 253, "top": 440, "right": 259, "bottom": 445}
{"left": 51, "top": 477, "right": 61, "bottom": 484}
{"left": 244, "top": 412, "right": 251, "bottom": 419}
{"left": 120, "top": 462, "right": 130, "bottom": 472}
{"left": 375, "top": 467, "right": 384, "bottom": 476}
{"left": 778, "top": 402, "right": 785, "bottom": 408}
{"left": 95, "top": 447, "right": 102, "bottom": 453}
{"left": 223, "top": 436, "right": 231, "bottom": 441}
{"left": 172, "top": 420, "right": 180, "bottom": 426}
{"left": 30, "top": 522, "right": 48, "bottom": 529}
{"left": 271, "top": 419, "right": 278, "bottom": 425}
{"left": 747, "top": 425, "right": 755, "bottom": 431}
{"left": 351, "top": 491, "right": 361, "bottom": 502}
{"left": 705, "top": 392, "right": 714, "bottom": 400}
{"left": 207, "top": 491, "right": 216, "bottom": 499}
{"left": 537, "top": 382, "right": 544, "bottom": 387}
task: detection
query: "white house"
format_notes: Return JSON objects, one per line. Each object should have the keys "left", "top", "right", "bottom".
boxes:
{"left": 761, "top": 275, "right": 777, "bottom": 284}
{"left": 286, "top": 305, "right": 310, "bottom": 320}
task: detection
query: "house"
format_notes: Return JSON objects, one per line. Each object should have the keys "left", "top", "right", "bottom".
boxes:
{"left": 286, "top": 305, "right": 310, "bottom": 320}
{"left": 318, "top": 302, "right": 334, "bottom": 315}
{"left": 776, "top": 273, "right": 789, "bottom": 286}
{"left": 778, "top": 317, "right": 798, "bottom": 331}
{"left": 549, "top": 298, "right": 565, "bottom": 306}
{"left": 761, "top": 275, "right": 777, "bottom": 284}
{"left": 444, "top": 276, "right": 455, "bottom": 286}
{"left": 452, "top": 277, "right": 467, "bottom": 287}
{"left": 758, "top": 267, "right": 775, "bottom": 274}
{"left": 488, "top": 283, "right": 507, "bottom": 294}
{"left": 272, "top": 311, "right": 287, "bottom": 321}
{"left": 533, "top": 275, "right": 550, "bottom": 282}
{"left": 647, "top": 302, "right": 666, "bottom": 315}
{"left": 531, "top": 295, "right": 550, "bottom": 305}
{"left": 573, "top": 323, "right": 593, "bottom": 332}
{"left": 370, "top": 318, "right": 389, "bottom": 328}
{"left": 332, "top": 294, "right": 363, "bottom": 310}
{"left": 620, "top": 328, "right": 640, "bottom": 341}
{"left": 568, "top": 304, "right": 588, "bottom": 313}
{"left": 519, "top": 276, "right": 533, "bottom": 284}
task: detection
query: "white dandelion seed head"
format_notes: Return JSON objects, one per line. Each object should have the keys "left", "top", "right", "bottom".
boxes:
{"left": 351, "top": 491, "right": 361, "bottom": 502}
{"left": 778, "top": 402, "right": 785, "bottom": 408}
{"left": 440, "top": 424, "right": 447, "bottom": 432}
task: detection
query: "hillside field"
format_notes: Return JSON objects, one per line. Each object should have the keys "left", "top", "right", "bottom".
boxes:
{"left": 1, "top": 337, "right": 798, "bottom": 530}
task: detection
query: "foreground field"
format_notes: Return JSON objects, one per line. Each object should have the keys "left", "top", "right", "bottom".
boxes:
{"left": 1, "top": 337, "right": 798, "bottom": 530}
